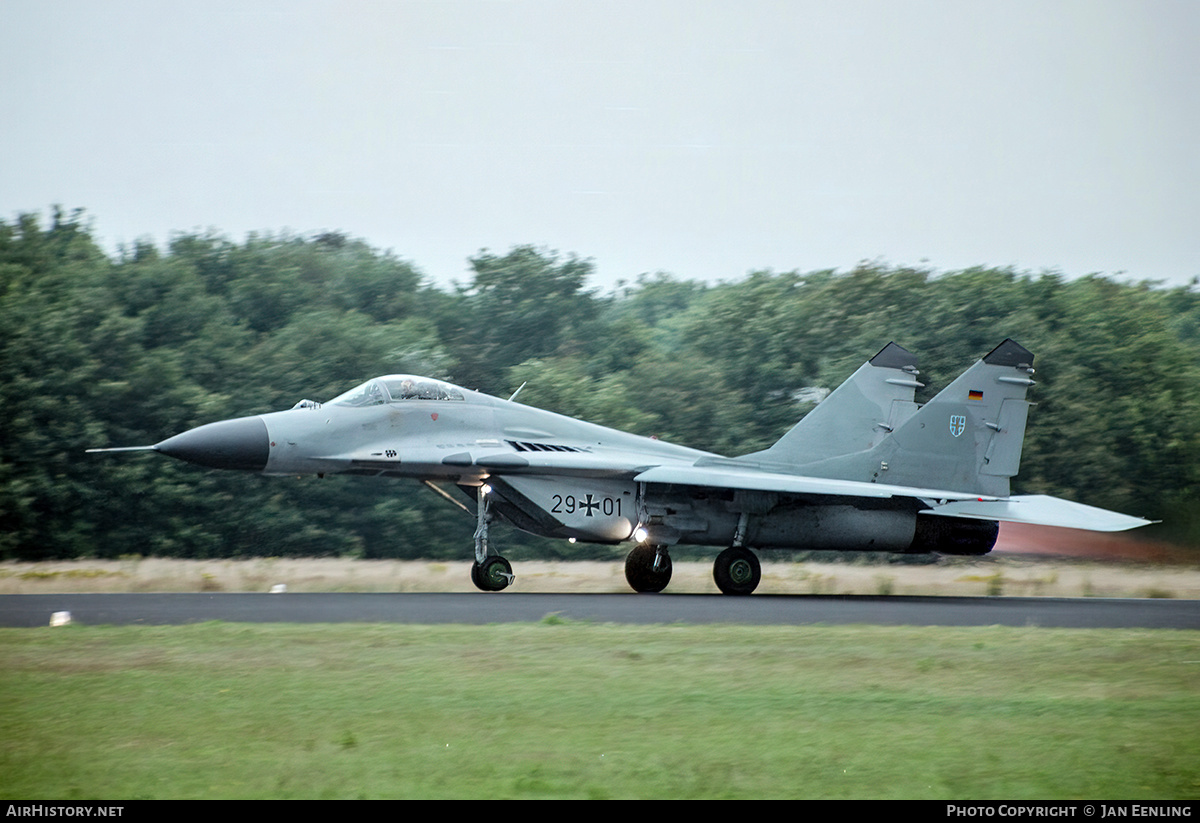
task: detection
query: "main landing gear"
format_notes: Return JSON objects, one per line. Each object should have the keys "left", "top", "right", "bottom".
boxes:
{"left": 624, "top": 543, "right": 673, "bottom": 593}
{"left": 713, "top": 546, "right": 761, "bottom": 596}
{"left": 471, "top": 484, "right": 514, "bottom": 592}
{"left": 624, "top": 543, "right": 763, "bottom": 595}
{"left": 711, "top": 511, "right": 762, "bottom": 595}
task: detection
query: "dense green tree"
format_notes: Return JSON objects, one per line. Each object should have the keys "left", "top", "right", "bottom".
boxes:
{"left": 442, "top": 246, "right": 604, "bottom": 393}
{"left": 2, "top": 208, "right": 1197, "bottom": 560}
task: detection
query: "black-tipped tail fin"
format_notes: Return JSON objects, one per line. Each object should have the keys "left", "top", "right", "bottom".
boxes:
{"left": 735, "top": 339, "right": 1038, "bottom": 498}
{"left": 886, "top": 338, "right": 1035, "bottom": 496}
{"left": 739, "top": 342, "right": 923, "bottom": 466}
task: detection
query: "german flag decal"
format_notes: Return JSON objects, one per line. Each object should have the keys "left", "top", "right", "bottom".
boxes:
{"left": 968, "top": 389, "right": 984, "bottom": 401}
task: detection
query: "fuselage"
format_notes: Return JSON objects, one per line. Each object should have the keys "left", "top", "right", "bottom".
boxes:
{"left": 151, "top": 375, "right": 713, "bottom": 547}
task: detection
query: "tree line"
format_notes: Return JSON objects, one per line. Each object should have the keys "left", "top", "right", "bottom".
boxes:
{"left": 2, "top": 207, "right": 1197, "bottom": 561}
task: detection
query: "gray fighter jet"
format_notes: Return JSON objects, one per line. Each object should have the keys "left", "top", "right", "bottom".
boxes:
{"left": 89, "top": 339, "right": 1153, "bottom": 594}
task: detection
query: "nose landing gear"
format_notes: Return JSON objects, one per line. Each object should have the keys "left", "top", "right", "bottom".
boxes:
{"left": 471, "top": 555, "right": 514, "bottom": 592}
{"left": 471, "top": 483, "right": 514, "bottom": 592}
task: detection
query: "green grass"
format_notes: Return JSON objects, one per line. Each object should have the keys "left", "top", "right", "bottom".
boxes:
{"left": 1, "top": 621, "right": 1198, "bottom": 799}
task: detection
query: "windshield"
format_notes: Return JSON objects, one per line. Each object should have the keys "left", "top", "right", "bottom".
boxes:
{"left": 380, "top": 376, "right": 464, "bottom": 401}
{"left": 328, "top": 379, "right": 389, "bottom": 407}
{"left": 329, "top": 375, "right": 465, "bottom": 406}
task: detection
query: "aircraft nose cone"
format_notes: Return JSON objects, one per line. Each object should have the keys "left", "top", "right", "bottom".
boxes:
{"left": 155, "top": 417, "right": 270, "bottom": 472}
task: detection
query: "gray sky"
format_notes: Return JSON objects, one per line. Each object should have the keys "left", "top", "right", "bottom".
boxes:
{"left": 3, "top": 0, "right": 1198, "bottom": 290}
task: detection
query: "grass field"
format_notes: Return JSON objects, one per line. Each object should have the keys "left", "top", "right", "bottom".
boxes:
{"left": 3, "top": 556, "right": 1198, "bottom": 799}
{"left": 2, "top": 621, "right": 1198, "bottom": 799}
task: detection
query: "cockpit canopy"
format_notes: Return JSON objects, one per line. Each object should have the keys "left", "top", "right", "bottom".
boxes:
{"left": 329, "top": 375, "right": 466, "bottom": 407}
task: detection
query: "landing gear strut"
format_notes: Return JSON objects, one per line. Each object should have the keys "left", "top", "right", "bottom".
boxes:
{"left": 625, "top": 543, "right": 672, "bottom": 593}
{"left": 713, "top": 546, "right": 761, "bottom": 596}
{"left": 471, "top": 484, "right": 513, "bottom": 592}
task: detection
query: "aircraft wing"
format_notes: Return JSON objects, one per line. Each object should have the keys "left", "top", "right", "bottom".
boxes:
{"left": 632, "top": 464, "right": 997, "bottom": 502}
{"left": 631, "top": 465, "right": 1154, "bottom": 532}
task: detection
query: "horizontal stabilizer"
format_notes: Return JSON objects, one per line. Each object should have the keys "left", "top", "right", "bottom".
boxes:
{"left": 920, "top": 495, "right": 1155, "bottom": 532}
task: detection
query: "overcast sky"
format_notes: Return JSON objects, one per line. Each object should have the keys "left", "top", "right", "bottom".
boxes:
{"left": 3, "top": 0, "right": 1197, "bottom": 290}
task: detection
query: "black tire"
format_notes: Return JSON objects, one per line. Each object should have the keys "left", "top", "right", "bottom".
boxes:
{"left": 472, "top": 556, "right": 513, "bottom": 592}
{"left": 624, "top": 544, "right": 672, "bottom": 593}
{"left": 713, "top": 546, "right": 761, "bottom": 596}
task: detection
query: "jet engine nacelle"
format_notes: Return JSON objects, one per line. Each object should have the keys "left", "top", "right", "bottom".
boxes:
{"left": 640, "top": 489, "right": 921, "bottom": 552}
{"left": 745, "top": 505, "right": 918, "bottom": 552}
{"left": 638, "top": 491, "right": 997, "bottom": 556}
{"left": 907, "top": 515, "right": 999, "bottom": 556}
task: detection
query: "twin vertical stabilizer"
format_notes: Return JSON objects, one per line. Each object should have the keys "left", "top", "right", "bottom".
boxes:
{"left": 740, "top": 339, "right": 1037, "bottom": 497}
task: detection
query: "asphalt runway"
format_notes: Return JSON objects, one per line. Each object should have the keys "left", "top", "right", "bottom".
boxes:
{"left": 1, "top": 592, "right": 1198, "bottom": 629}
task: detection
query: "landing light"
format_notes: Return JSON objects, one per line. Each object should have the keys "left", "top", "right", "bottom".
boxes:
{"left": 481, "top": 483, "right": 493, "bottom": 496}
{"left": 633, "top": 526, "right": 649, "bottom": 543}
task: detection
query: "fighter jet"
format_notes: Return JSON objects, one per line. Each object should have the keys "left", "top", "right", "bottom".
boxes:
{"left": 89, "top": 339, "right": 1153, "bottom": 594}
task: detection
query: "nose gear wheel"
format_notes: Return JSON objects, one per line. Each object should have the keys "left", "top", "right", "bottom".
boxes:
{"left": 472, "top": 555, "right": 514, "bottom": 592}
